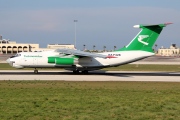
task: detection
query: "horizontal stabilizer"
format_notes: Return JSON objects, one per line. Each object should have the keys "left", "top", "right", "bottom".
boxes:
{"left": 133, "top": 22, "right": 173, "bottom": 28}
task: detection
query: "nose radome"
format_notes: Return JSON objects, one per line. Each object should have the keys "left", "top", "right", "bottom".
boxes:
{"left": 6, "top": 58, "right": 10, "bottom": 63}
{"left": 6, "top": 58, "right": 13, "bottom": 66}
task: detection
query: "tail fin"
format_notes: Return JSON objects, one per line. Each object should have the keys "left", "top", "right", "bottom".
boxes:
{"left": 117, "top": 23, "right": 172, "bottom": 52}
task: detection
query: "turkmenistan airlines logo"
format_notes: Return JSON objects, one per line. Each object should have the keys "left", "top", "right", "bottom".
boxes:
{"left": 138, "top": 35, "right": 149, "bottom": 45}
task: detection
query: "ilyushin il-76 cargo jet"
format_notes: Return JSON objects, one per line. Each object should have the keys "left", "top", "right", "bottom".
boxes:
{"left": 7, "top": 23, "right": 172, "bottom": 74}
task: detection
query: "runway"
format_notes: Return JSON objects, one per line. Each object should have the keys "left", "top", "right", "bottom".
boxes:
{"left": 0, "top": 70, "right": 180, "bottom": 82}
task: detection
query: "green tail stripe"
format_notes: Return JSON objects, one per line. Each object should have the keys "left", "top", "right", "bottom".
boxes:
{"left": 117, "top": 23, "right": 169, "bottom": 52}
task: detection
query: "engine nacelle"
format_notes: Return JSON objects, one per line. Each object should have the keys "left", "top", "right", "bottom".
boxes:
{"left": 48, "top": 57, "right": 78, "bottom": 65}
{"left": 48, "top": 57, "right": 56, "bottom": 63}
{"left": 55, "top": 58, "right": 78, "bottom": 65}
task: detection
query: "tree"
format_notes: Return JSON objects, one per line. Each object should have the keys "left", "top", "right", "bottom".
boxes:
{"left": 93, "top": 45, "right": 96, "bottom": 51}
{"left": 103, "top": 46, "right": 106, "bottom": 52}
{"left": 154, "top": 44, "right": 158, "bottom": 53}
{"left": 114, "top": 46, "right": 116, "bottom": 51}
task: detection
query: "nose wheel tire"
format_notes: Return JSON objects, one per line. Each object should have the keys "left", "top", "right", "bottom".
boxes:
{"left": 34, "top": 69, "right": 38, "bottom": 74}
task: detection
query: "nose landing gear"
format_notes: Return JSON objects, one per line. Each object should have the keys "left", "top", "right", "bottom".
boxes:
{"left": 34, "top": 68, "right": 38, "bottom": 74}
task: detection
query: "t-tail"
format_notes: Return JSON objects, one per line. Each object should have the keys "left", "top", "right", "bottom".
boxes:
{"left": 117, "top": 23, "right": 172, "bottom": 52}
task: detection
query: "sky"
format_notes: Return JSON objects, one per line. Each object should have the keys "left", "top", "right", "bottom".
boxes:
{"left": 0, "top": 0, "right": 180, "bottom": 50}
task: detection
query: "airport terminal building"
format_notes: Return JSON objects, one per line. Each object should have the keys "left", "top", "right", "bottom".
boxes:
{"left": 157, "top": 44, "right": 180, "bottom": 56}
{"left": 0, "top": 39, "right": 39, "bottom": 54}
{"left": 0, "top": 35, "right": 75, "bottom": 54}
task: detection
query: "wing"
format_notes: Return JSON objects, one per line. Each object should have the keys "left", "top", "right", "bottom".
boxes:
{"left": 55, "top": 49, "right": 108, "bottom": 58}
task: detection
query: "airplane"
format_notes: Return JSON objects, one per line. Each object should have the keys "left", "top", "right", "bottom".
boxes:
{"left": 6, "top": 23, "right": 172, "bottom": 74}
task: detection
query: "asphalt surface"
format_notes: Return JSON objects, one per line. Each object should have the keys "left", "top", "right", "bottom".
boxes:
{"left": 0, "top": 70, "right": 180, "bottom": 82}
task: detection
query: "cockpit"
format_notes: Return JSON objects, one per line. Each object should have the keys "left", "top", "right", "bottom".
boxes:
{"left": 10, "top": 53, "right": 21, "bottom": 58}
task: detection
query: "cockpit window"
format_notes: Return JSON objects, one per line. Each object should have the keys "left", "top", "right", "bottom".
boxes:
{"left": 10, "top": 54, "right": 21, "bottom": 58}
{"left": 15, "top": 54, "right": 21, "bottom": 57}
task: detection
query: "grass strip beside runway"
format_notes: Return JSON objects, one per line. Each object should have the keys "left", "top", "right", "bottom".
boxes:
{"left": 1, "top": 63, "right": 180, "bottom": 71}
{"left": 0, "top": 81, "right": 180, "bottom": 119}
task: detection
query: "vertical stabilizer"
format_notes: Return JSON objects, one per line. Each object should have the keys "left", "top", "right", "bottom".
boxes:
{"left": 117, "top": 23, "right": 172, "bottom": 52}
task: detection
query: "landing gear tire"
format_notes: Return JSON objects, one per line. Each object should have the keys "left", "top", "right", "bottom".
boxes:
{"left": 82, "top": 70, "right": 88, "bottom": 74}
{"left": 73, "top": 70, "right": 79, "bottom": 74}
{"left": 34, "top": 69, "right": 38, "bottom": 74}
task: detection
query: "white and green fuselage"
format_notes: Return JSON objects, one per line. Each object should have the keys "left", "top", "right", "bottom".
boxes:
{"left": 7, "top": 23, "right": 171, "bottom": 72}
{"left": 10, "top": 50, "right": 154, "bottom": 71}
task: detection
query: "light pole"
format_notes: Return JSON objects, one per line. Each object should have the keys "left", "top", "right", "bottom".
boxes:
{"left": 74, "top": 20, "right": 78, "bottom": 48}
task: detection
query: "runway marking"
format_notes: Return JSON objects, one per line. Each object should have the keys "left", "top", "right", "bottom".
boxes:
{"left": 0, "top": 70, "right": 180, "bottom": 82}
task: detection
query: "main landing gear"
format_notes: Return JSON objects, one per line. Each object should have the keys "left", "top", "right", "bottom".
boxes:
{"left": 73, "top": 70, "right": 79, "bottom": 74}
{"left": 73, "top": 70, "right": 89, "bottom": 74}
{"left": 82, "top": 70, "right": 88, "bottom": 74}
{"left": 34, "top": 68, "right": 38, "bottom": 74}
